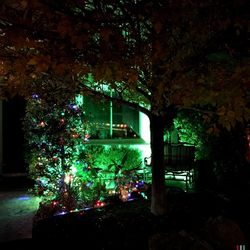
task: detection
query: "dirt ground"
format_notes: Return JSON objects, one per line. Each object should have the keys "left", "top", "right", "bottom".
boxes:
{"left": 0, "top": 184, "right": 40, "bottom": 243}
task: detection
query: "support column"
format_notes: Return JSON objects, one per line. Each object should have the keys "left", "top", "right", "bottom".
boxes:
{"left": 109, "top": 90, "right": 113, "bottom": 138}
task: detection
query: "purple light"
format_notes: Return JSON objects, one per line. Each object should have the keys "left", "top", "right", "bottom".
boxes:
{"left": 32, "top": 94, "right": 39, "bottom": 100}
{"left": 17, "top": 195, "right": 30, "bottom": 200}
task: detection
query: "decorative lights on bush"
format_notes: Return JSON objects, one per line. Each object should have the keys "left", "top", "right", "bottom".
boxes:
{"left": 24, "top": 94, "right": 149, "bottom": 220}
{"left": 64, "top": 174, "right": 73, "bottom": 185}
{"left": 94, "top": 200, "right": 105, "bottom": 208}
{"left": 118, "top": 180, "right": 148, "bottom": 202}
{"left": 39, "top": 121, "right": 46, "bottom": 127}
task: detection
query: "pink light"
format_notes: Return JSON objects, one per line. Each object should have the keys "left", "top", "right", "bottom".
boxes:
{"left": 39, "top": 121, "right": 45, "bottom": 127}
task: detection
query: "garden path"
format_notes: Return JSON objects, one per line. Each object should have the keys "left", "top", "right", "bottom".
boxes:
{"left": 0, "top": 177, "right": 40, "bottom": 243}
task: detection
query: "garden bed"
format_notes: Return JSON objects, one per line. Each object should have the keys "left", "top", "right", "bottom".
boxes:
{"left": 32, "top": 189, "right": 250, "bottom": 249}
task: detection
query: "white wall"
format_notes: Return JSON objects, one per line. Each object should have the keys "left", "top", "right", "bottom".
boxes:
{"left": 139, "top": 112, "right": 150, "bottom": 144}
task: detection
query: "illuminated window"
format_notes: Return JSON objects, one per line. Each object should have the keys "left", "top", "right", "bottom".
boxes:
{"left": 84, "top": 96, "right": 140, "bottom": 139}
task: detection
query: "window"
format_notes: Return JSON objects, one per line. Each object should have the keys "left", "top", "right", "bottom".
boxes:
{"left": 84, "top": 96, "right": 140, "bottom": 139}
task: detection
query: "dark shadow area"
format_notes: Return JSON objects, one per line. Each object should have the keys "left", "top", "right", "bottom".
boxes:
{"left": 30, "top": 188, "right": 250, "bottom": 250}
{"left": 2, "top": 95, "right": 27, "bottom": 174}
{"left": 0, "top": 175, "right": 34, "bottom": 191}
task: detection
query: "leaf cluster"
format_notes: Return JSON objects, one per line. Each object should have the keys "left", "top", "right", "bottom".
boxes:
{"left": 0, "top": 0, "right": 249, "bottom": 129}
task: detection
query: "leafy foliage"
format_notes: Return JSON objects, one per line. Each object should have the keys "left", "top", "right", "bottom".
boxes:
{"left": 24, "top": 96, "right": 146, "bottom": 215}
{"left": 0, "top": 1, "right": 248, "bottom": 122}
{"left": 23, "top": 95, "right": 100, "bottom": 210}
{"left": 174, "top": 110, "right": 214, "bottom": 160}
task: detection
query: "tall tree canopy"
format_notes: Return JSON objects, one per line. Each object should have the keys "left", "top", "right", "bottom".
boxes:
{"left": 0, "top": 0, "right": 249, "bottom": 215}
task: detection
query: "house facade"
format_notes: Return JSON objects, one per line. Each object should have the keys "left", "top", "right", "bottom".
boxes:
{"left": 0, "top": 96, "right": 152, "bottom": 175}
{"left": 82, "top": 95, "right": 151, "bottom": 162}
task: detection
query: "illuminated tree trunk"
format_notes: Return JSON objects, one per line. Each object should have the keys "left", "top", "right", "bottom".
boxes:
{"left": 150, "top": 114, "right": 167, "bottom": 215}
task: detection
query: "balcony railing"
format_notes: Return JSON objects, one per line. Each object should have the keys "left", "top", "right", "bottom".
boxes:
{"left": 144, "top": 143, "right": 195, "bottom": 191}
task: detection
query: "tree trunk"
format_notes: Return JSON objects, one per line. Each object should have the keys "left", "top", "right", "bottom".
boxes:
{"left": 150, "top": 114, "right": 167, "bottom": 215}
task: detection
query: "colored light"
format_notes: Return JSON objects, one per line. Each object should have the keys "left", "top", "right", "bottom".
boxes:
{"left": 18, "top": 195, "right": 30, "bottom": 200}
{"left": 39, "top": 121, "right": 46, "bottom": 127}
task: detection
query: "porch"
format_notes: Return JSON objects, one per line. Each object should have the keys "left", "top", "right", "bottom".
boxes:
{"left": 143, "top": 143, "right": 196, "bottom": 192}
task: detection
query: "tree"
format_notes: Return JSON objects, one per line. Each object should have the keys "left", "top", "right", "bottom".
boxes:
{"left": 0, "top": 0, "right": 249, "bottom": 215}
{"left": 23, "top": 94, "right": 102, "bottom": 211}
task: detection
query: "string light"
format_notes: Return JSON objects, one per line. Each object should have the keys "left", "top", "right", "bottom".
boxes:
{"left": 94, "top": 200, "right": 105, "bottom": 208}
{"left": 39, "top": 121, "right": 46, "bottom": 127}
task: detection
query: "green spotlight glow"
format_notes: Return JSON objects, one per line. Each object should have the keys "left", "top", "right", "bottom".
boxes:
{"left": 139, "top": 112, "right": 150, "bottom": 143}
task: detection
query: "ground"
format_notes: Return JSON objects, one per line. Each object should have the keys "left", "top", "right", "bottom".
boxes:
{"left": 0, "top": 176, "right": 40, "bottom": 243}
